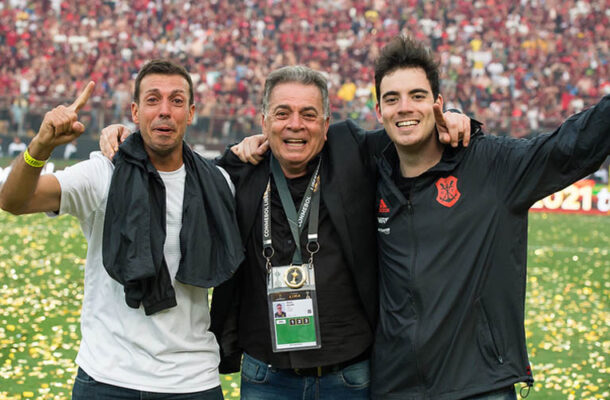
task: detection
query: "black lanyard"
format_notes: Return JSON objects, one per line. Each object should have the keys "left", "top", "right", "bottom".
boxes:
{"left": 262, "top": 155, "right": 321, "bottom": 269}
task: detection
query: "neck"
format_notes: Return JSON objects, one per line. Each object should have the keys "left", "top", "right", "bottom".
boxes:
{"left": 146, "top": 148, "right": 184, "bottom": 172}
{"left": 395, "top": 139, "right": 444, "bottom": 178}
{"left": 279, "top": 163, "right": 308, "bottom": 179}
{"left": 281, "top": 167, "right": 307, "bottom": 179}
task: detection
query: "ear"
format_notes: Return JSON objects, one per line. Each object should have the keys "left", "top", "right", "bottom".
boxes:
{"left": 131, "top": 102, "right": 139, "bottom": 124}
{"left": 187, "top": 104, "right": 195, "bottom": 125}
{"left": 375, "top": 102, "right": 383, "bottom": 125}
{"left": 435, "top": 94, "right": 444, "bottom": 109}
{"left": 323, "top": 116, "right": 330, "bottom": 141}
{"left": 261, "top": 113, "right": 269, "bottom": 139}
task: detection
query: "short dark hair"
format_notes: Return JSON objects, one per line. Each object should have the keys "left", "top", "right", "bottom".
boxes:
{"left": 374, "top": 35, "right": 440, "bottom": 104}
{"left": 133, "top": 59, "right": 194, "bottom": 105}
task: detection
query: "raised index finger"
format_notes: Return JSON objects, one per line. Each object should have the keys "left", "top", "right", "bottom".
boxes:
{"left": 433, "top": 103, "right": 446, "bottom": 128}
{"left": 69, "top": 81, "right": 95, "bottom": 113}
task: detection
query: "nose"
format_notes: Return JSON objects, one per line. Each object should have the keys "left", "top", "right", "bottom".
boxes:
{"left": 158, "top": 99, "right": 171, "bottom": 117}
{"left": 286, "top": 112, "right": 304, "bottom": 130}
{"left": 397, "top": 97, "right": 415, "bottom": 114}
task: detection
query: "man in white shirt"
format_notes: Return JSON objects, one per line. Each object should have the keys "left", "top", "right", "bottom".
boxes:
{"left": 0, "top": 59, "right": 243, "bottom": 400}
{"left": 7, "top": 136, "right": 26, "bottom": 157}
{"left": 63, "top": 139, "right": 78, "bottom": 159}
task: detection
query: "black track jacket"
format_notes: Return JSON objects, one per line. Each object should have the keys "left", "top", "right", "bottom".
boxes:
{"left": 372, "top": 95, "right": 610, "bottom": 399}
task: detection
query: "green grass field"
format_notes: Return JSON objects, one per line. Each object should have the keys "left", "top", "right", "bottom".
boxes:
{"left": 0, "top": 211, "right": 607, "bottom": 399}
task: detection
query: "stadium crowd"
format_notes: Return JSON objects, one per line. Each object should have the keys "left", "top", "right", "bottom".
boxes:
{"left": 0, "top": 0, "right": 609, "bottom": 143}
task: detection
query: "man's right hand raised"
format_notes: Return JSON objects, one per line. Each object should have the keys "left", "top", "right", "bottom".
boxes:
{"left": 29, "top": 81, "right": 95, "bottom": 160}
{"left": 100, "top": 124, "right": 132, "bottom": 159}
{"left": 0, "top": 81, "right": 95, "bottom": 215}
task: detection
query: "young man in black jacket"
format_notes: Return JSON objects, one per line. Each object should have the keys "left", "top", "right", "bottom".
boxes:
{"left": 371, "top": 35, "right": 610, "bottom": 400}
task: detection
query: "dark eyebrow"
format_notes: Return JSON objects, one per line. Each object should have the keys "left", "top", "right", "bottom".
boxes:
{"left": 272, "top": 105, "right": 289, "bottom": 112}
{"left": 272, "top": 105, "right": 320, "bottom": 114}
{"left": 409, "top": 88, "right": 430, "bottom": 96}
{"left": 143, "top": 88, "right": 161, "bottom": 96}
{"left": 169, "top": 89, "right": 187, "bottom": 97}
{"left": 381, "top": 88, "right": 430, "bottom": 100}
{"left": 299, "top": 106, "right": 319, "bottom": 114}
{"left": 143, "top": 89, "right": 187, "bottom": 97}
{"left": 380, "top": 91, "right": 399, "bottom": 100}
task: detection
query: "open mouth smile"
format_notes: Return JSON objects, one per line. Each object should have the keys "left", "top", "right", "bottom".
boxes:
{"left": 284, "top": 138, "right": 307, "bottom": 146}
{"left": 396, "top": 120, "right": 419, "bottom": 127}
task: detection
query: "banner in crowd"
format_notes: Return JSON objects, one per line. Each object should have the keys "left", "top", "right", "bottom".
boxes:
{"left": 530, "top": 179, "right": 610, "bottom": 215}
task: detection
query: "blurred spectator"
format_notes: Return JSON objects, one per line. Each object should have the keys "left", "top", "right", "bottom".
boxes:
{"left": 7, "top": 136, "right": 26, "bottom": 157}
{"left": 63, "top": 139, "right": 78, "bottom": 160}
{"left": 9, "top": 95, "right": 27, "bottom": 136}
{"left": 112, "top": 83, "right": 131, "bottom": 124}
{"left": 0, "top": 0, "right": 608, "bottom": 144}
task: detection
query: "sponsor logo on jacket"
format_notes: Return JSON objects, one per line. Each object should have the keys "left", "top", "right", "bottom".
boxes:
{"left": 377, "top": 227, "right": 390, "bottom": 235}
{"left": 378, "top": 198, "right": 390, "bottom": 213}
{"left": 377, "top": 198, "right": 390, "bottom": 234}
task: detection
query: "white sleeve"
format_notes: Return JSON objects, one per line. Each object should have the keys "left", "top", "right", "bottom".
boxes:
{"left": 215, "top": 165, "right": 235, "bottom": 197}
{"left": 53, "top": 152, "right": 114, "bottom": 221}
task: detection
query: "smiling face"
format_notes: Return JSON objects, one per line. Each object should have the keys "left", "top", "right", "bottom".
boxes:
{"left": 375, "top": 67, "right": 443, "bottom": 152}
{"left": 262, "top": 82, "right": 330, "bottom": 178}
{"left": 132, "top": 73, "right": 195, "bottom": 165}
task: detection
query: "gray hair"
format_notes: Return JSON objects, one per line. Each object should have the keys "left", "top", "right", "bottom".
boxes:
{"left": 261, "top": 65, "right": 330, "bottom": 118}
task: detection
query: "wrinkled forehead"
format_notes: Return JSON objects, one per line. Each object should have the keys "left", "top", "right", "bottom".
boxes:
{"left": 269, "top": 82, "right": 324, "bottom": 112}
{"left": 138, "top": 73, "right": 190, "bottom": 98}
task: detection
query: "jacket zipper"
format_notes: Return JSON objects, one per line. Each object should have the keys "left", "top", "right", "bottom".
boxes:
{"left": 481, "top": 302, "right": 504, "bottom": 364}
{"left": 406, "top": 195, "right": 426, "bottom": 389}
{"left": 406, "top": 198, "right": 414, "bottom": 215}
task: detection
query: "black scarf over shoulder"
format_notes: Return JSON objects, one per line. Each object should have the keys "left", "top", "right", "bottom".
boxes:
{"left": 102, "top": 131, "right": 244, "bottom": 315}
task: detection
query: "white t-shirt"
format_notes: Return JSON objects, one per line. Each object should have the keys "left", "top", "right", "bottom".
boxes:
{"left": 53, "top": 151, "right": 233, "bottom": 393}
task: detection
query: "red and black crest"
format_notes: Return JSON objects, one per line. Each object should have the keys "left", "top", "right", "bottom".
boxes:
{"left": 435, "top": 176, "right": 461, "bottom": 207}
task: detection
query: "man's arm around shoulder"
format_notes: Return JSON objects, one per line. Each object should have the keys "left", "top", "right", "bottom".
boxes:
{"left": 214, "top": 143, "right": 264, "bottom": 186}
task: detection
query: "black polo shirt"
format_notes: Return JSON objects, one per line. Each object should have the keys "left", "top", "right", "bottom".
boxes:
{"left": 237, "top": 159, "right": 373, "bottom": 368}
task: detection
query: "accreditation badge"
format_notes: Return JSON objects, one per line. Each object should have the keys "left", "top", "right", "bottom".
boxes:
{"left": 267, "top": 263, "right": 321, "bottom": 352}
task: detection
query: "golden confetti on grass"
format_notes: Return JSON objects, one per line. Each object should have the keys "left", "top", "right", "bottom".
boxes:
{"left": 526, "top": 213, "right": 609, "bottom": 400}
{"left": 0, "top": 212, "right": 242, "bottom": 399}
{"left": 1, "top": 211, "right": 607, "bottom": 399}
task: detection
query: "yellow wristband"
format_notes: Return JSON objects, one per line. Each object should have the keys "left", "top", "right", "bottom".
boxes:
{"left": 23, "top": 148, "right": 48, "bottom": 168}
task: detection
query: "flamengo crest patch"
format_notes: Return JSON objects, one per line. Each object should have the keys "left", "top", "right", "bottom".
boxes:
{"left": 435, "top": 176, "right": 461, "bottom": 207}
